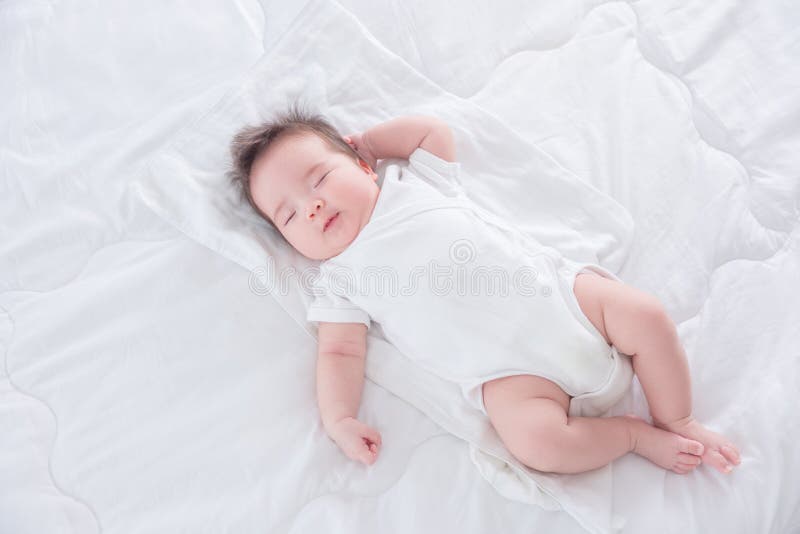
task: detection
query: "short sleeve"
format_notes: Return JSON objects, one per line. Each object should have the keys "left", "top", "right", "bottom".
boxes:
{"left": 406, "top": 147, "right": 464, "bottom": 197}
{"left": 307, "top": 269, "right": 371, "bottom": 330}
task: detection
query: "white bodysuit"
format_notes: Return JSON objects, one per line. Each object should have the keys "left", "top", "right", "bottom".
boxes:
{"left": 307, "top": 148, "right": 633, "bottom": 417}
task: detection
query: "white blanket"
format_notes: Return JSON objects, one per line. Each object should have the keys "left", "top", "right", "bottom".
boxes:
{"left": 3, "top": 0, "right": 799, "bottom": 532}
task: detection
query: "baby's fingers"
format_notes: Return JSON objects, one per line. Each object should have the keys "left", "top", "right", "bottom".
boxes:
{"left": 362, "top": 432, "right": 380, "bottom": 452}
{"left": 342, "top": 442, "right": 372, "bottom": 465}
{"left": 367, "top": 442, "right": 380, "bottom": 463}
{"left": 359, "top": 433, "right": 380, "bottom": 465}
{"left": 363, "top": 426, "right": 382, "bottom": 447}
{"left": 356, "top": 443, "right": 378, "bottom": 465}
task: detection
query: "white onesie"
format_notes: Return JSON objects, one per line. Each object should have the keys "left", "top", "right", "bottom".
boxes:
{"left": 307, "top": 148, "right": 633, "bottom": 417}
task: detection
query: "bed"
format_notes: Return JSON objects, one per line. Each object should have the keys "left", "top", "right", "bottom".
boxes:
{"left": 2, "top": 1, "right": 799, "bottom": 533}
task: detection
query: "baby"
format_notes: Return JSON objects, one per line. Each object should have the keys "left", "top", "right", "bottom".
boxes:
{"left": 228, "top": 104, "right": 741, "bottom": 476}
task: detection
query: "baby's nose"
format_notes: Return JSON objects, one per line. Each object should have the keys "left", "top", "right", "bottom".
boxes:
{"left": 306, "top": 199, "right": 324, "bottom": 220}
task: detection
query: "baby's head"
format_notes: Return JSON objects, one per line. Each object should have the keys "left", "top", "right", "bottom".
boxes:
{"left": 228, "top": 104, "right": 380, "bottom": 261}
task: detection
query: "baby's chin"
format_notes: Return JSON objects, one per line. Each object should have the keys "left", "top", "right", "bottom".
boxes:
{"left": 299, "top": 237, "right": 353, "bottom": 261}
{"left": 296, "top": 215, "right": 367, "bottom": 260}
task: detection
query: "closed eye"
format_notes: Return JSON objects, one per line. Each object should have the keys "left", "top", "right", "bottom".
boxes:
{"left": 315, "top": 171, "right": 331, "bottom": 187}
{"left": 284, "top": 171, "right": 330, "bottom": 226}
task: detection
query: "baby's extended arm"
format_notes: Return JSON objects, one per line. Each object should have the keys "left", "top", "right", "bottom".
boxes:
{"left": 346, "top": 115, "right": 456, "bottom": 166}
{"left": 316, "top": 321, "right": 382, "bottom": 465}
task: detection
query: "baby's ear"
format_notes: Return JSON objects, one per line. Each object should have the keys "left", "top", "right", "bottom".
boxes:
{"left": 357, "top": 158, "right": 372, "bottom": 172}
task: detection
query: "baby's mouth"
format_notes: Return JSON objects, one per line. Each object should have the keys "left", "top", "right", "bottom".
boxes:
{"left": 323, "top": 212, "right": 339, "bottom": 232}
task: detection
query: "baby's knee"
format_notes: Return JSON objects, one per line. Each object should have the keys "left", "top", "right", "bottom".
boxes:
{"left": 513, "top": 427, "right": 570, "bottom": 473}
{"left": 497, "top": 411, "right": 569, "bottom": 472}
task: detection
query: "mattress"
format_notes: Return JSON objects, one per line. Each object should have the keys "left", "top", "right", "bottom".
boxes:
{"left": 2, "top": 1, "right": 799, "bottom": 533}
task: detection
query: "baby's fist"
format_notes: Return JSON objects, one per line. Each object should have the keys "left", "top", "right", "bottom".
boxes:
{"left": 329, "top": 416, "right": 382, "bottom": 465}
{"left": 343, "top": 133, "right": 377, "bottom": 170}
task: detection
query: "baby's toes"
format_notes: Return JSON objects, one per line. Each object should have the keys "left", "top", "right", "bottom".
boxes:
{"left": 704, "top": 447, "right": 734, "bottom": 474}
{"left": 673, "top": 452, "right": 701, "bottom": 474}
{"left": 676, "top": 452, "right": 702, "bottom": 466}
{"left": 672, "top": 460, "right": 700, "bottom": 474}
{"left": 675, "top": 463, "right": 698, "bottom": 474}
{"left": 678, "top": 437, "right": 705, "bottom": 457}
{"left": 721, "top": 444, "right": 741, "bottom": 466}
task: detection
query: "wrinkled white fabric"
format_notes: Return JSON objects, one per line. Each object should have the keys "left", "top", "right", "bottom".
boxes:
{"left": 3, "top": 0, "right": 799, "bottom": 533}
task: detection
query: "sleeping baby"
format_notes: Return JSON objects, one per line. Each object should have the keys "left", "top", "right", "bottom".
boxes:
{"left": 227, "top": 103, "right": 741, "bottom": 476}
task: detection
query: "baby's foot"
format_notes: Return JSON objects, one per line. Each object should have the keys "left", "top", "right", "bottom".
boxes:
{"left": 655, "top": 416, "right": 741, "bottom": 474}
{"left": 624, "top": 414, "right": 705, "bottom": 474}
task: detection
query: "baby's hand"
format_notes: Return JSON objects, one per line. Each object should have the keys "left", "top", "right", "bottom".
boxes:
{"left": 344, "top": 133, "right": 378, "bottom": 171}
{"left": 328, "top": 416, "right": 382, "bottom": 465}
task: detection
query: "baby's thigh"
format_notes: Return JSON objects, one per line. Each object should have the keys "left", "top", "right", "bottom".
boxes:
{"left": 572, "top": 272, "right": 617, "bottom": 345}
{"left": 573, "top": 272, "right": 672, "bottom": 355}
{"left": 483, "top": 374, "right": 570, "bottom": 420}
{"left": 482, "top": 374, "right": 570, "bottom": 466}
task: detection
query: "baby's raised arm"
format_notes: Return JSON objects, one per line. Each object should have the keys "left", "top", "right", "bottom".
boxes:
{"left": 316, "top": 321, "right": 382, "bottom": 465}
{"left": 346, "top": 115, "right": 456, "bottom": 167}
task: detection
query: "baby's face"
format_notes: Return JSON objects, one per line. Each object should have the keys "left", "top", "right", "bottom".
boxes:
{"left": 249, "top": 132, "right": 380, "bottom": 260}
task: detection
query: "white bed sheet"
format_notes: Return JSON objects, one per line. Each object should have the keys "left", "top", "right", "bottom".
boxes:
{"left": 2, "top": 1, "right": 799, "bottom": 533}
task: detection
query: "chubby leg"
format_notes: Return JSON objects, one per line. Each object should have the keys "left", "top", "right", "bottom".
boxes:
{"left": 482, "top": 374, "right": 705, "bottom": 474}
{"left": 572, "top": 272, "right": 741, "bottom": 473}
